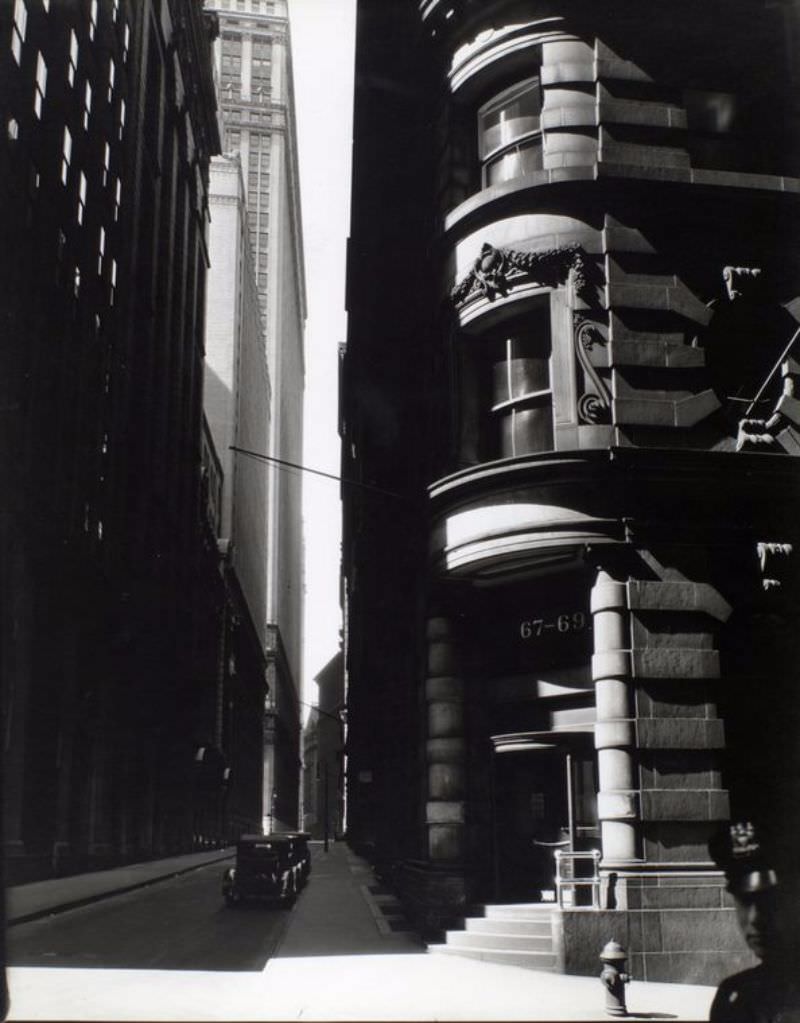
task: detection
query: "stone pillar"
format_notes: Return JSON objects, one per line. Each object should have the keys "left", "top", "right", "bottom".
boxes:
{"left": 424, "top": 616, "right": 466, "bottom": 862}
{"left": 591, "top": 570, "right": 639, "bottom": 864}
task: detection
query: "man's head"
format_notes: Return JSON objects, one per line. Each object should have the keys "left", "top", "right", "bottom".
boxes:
{"left": 732, "top": 884, "right": 782, "bottom": 960}
{"left": 709, "top": 821, "right": 789, "bottom": 963}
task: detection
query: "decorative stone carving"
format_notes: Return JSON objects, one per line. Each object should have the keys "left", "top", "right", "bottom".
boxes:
{"left": 574, "top": 315, "right": 611, "bottom": 424}
{"left": 756, "top": 542, "right": 794, "bottom": 591}
{"left": 451, "top": 242, "right": 590, "bottom": 307}
{"left": 722, "top": 265, "right": 761, "bottom": 302}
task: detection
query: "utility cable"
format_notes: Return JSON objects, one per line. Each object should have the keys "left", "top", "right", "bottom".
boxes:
{"left": 229, "top": 445, "right": 416, "bottom": 504}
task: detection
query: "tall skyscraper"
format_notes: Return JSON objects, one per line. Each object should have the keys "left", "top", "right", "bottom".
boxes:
{"left": 205, "top": 0, "right": 305, "bottom": 831}
{"left": 1, "top": 0, "right": 223, "bottom": 881}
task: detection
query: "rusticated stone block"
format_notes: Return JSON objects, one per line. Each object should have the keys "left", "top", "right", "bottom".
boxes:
{"left": 641, "top": 950, "right": 754, "bottom": 986}
{"left": 632, "top": 648, "right": 719, "bottom": 679}
{"left": 637, "top": 718, "right": 725, "bottom": 749}
{"left": 428, "top": 701, "right": 463, "bottom": 739}
{"left": 591, "top": 578, "right": 627, "bottom": 613}
{"left": 428, "top": 763, "right": 465, "bottom": 800}
{"left": 425, "top": 800, "right": 465, "bottom": 825}
{"left": 426, "top": 617, "right": 452, "bottom": 641}
{"left": 427, "top": 823, "right": 464, "bottom": 863}
{"left": 639, "top": 886, "right": 725, "bottom": 910}
{"left": 425, "top": 677, "right": 463, "bottom": 702}
{"left": 427, "top": 640, "right": 458, "bottom": 676}
{"left": 543, "top": 39, "right": 595, "bottom": 64}
{"left": 609, "top": 338, "right": 706, "bottom": 369}
{"left": 640, "top": 789, "right": 729, "bottom": 821}
{"left": 592, "top": 650, "right": 631, "bottom": 680}
{"left": 628, "top": 581, "right": 732, "bottom": 621}
{"left": 595, "top": 719, "right": 634, "bottom": 749}
{"left": 426, "top": 737, "right": 466, "bottom": 763}
{"left": 598, "top": 790, "right": 639, "bottom": 820}
{"left": 660, "top": 910, "right": 746, "bottom": 952}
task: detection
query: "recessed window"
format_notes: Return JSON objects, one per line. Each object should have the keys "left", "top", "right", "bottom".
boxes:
{"left": 113, "top": 177, "right": 121, "bottom": 220}
{"left": 109, "top": 258, "right": 117, "bottom": 305}
{"left": 118, "top": 98, "right": 126, "bottom": 139}
{"left": 61, "top": 126, "right": 72, "bottom": 184}
{"left": 11, "top": 0, "right": 27, "bottom": 65}
{"left": 68, "top": 30, "right": 78, "bottom": 85}
{"left": 464, "top": 311, "right": 554, "bottom": 463}
{"left": 89, "top": 0, "right": 98, "bottom": 41}
{"left": 107, "top": 58, "right": 115, "bottom": 102}
{"left": 123, "top": 23, "right": 130, "bottom": 61}
{"left": 77, "top": 171, "right": 87, "bottom": 224}
{"left": 102, "top": 142, "right": 110, "bottom": 185}
{"left": 97, "top": 225, "right": 105, "bottom": 274}
{"left": 34, "top": 53, "right": 47, "bottom": 118}
{"left": 478, "top": 77, "right": 543, "bottom": 187}
{"left": 488, "top": 329, "right": 553, "bottom": 457}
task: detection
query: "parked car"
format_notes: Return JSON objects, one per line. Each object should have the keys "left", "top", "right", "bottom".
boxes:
{"left": 222, "top": 833, "right": 308, "bottom": 907}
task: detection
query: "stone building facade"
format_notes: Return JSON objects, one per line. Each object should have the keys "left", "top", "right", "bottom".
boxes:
{"left": 204, "top": 155, "right": 272, "bottom": 839}
{"left": 340, "top": 0, "right": 800, "bottom": 984}
{"left": 301, "top": 652, "right": 345, "bottom": 841}
{"left": 206, "top": 0, "right": 305, "bottom": 833}
{"left": 1, "top": 0, "right": 223, "bottom": 881}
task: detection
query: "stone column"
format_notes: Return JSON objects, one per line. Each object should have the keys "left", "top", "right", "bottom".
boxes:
{"left": 591, "top": 570, "right": 639, "bottom": 864}
{"left": 425, "top": 616, "right": 466, "bottom": 862}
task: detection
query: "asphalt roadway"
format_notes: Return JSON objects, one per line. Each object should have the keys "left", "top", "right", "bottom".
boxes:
{"left": 7, "top": 857, "right": 289, "bottom": 972}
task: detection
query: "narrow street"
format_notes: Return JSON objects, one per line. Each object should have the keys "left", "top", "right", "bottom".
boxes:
{"left": 5, "top": 843, "right": 715, "bottom": 1022}
{"left": 7, "top": 858, "right": 289, "bottom": 972}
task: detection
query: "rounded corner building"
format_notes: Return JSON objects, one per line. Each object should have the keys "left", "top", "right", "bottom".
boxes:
{"left": 340, "top": 0, "right": 800, "bottom": 984}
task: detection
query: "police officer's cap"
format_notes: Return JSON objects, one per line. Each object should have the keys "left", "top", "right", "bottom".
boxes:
{"left": 709, "top": 821, "right": 779, "bottom": 895}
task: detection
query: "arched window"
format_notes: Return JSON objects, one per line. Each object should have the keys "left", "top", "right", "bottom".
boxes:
{"left": 478, "top": 77, "right": 543, "bottom": 187}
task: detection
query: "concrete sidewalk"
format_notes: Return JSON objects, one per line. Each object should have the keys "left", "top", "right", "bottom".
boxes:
{"left": 6, "top": 840, "right": 717, "bottom": 1020}
{"left": 260, "top": 841, "right": 716, "bottom": 1020}
{"left": 6, "top": 847, "right": 234, "bottom": 924}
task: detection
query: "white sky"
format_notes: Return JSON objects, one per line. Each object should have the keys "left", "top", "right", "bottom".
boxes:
{"left": 288, "top": 0, "right": 357, "bottom": 707}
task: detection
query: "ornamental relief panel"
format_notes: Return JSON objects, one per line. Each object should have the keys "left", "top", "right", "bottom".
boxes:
{"left": 573, "top": 315, "right": 611, "bottom": 425}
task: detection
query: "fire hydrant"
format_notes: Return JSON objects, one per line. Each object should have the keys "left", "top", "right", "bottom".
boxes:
{"left": 599, "top": 940, "right": 630, "bottom": 1016}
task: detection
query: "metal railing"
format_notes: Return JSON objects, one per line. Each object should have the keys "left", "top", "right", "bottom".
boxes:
{"left": 554, "top": 848, "right": 601, "bottom": 909}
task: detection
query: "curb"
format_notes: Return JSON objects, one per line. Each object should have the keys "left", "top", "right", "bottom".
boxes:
{"left": 7, "top": 851, "right": 235, "bottom": 927}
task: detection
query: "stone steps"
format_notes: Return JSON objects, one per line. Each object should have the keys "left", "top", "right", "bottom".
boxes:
{"left": 428, "top": 943, "right": 558, "bottom": 971}
{"left": 465, "top": 916, "right": 552, "bottom": 937}
{"left": 427, "top": 903, "right": 558, "bottom": 972}
{"left": 446, "top": 929, "right": 553, "bottom": 952}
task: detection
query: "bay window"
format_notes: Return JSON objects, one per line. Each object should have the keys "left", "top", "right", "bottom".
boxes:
{"left": 478, "top": 77, "right": 543, "bottom": 187}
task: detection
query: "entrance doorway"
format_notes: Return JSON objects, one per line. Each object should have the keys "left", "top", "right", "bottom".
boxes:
{"left": 491, "top": 738, "right": 598, "bottom": 903}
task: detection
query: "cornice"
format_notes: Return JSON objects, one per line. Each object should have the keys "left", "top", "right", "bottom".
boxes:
{"left": 442, "top": 167, "right": 800, "bottom": 244}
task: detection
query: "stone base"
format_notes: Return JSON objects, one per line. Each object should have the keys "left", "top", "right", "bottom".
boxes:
{"left": 397, "top": 860, "right": 476, "bottom": 940}
{"left": 554, "top": 907, "right": 755, "bottom": 985}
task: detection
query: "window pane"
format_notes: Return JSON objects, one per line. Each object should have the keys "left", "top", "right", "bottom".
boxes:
{"left": 491, "top": 333, "right": 550, "bottom": 405}
{"left": 479, "top": 79, "right": 541, "bottom": 159}
{"left": 486, "top": 139, "right": 543, "bottom": 186}
{"left": 500, "top": 404, "right": 553, "bottom": 457}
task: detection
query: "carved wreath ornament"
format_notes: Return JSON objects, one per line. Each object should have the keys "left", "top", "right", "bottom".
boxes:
{"left": 451, "top": 242, "right": 590, "bottom": 307}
